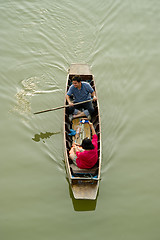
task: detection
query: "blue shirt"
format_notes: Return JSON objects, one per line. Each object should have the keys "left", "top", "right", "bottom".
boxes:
{"left": 67, "top": 82, "right": 94, "bottom": 103}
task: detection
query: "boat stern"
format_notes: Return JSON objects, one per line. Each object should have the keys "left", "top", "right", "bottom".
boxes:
{"left": 71, "top": 179, "right": 99, "bottom": 200}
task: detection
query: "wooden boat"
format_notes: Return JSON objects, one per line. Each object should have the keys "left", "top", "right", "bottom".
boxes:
{"left": 64, "top": 64, "right": 101, "bottom": 200}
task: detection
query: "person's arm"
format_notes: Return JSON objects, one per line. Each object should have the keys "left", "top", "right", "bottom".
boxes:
{"left": 66, "top": 94, "right": 74, "bottom": 106}
{"left": 89, "top": 121, "right": 96, "bottom": 135}
{"left": 91, "top": 91, "right": 97, "bottom": 101}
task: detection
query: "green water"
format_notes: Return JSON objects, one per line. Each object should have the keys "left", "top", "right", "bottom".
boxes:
{"left": 0, "top": 0, "right": 160, "bottom": 239}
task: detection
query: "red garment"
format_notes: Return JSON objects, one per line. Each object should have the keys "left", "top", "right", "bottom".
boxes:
{"left": 76, "top": 134, "right": 98, "bottom": 169}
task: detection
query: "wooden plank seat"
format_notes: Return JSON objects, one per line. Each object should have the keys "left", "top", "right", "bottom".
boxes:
{"left": 70, "top": 163, "right": 98, "bottom": 177}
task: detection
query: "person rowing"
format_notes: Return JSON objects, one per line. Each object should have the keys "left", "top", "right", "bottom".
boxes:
{"left": 66, "top": 75, "right": 97, "bottom": 118}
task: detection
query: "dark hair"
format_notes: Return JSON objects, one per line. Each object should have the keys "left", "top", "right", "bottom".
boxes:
{"left": 81, "top": 138, "right": 94, "bottom": 150}
{"left": 72, "top": 75, "right": 82, "bottom": 82}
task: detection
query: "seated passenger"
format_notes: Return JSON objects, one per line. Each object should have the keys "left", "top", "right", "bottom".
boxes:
{"left": 69, "top": 121, "right": 98, "bottom": 169}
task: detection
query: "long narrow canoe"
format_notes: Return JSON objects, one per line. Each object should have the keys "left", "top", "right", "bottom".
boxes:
{"left": 64, "top": 64, "right": 101, "bottom": 200}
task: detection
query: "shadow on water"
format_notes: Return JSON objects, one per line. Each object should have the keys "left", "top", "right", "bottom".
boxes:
{"left": 68, "top": 182, "right": 98, "bottom": 211}
{"left": 32, "top": 131, "right": 61, "bottom": 142}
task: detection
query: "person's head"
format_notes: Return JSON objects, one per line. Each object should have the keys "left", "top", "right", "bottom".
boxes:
{"left": 81, "top": 137, "right": 94, "bottom": 150}
{"left": 72, "top": 75, "right": 82, "bottom": 88}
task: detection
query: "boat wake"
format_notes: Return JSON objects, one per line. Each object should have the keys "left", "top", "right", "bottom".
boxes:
{"left": 13, "top": 75, "right": 62, "bottom": 115}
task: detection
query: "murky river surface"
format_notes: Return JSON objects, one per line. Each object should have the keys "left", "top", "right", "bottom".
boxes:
{"left": 0, "top": 0, "right": 160, "bottom": 239}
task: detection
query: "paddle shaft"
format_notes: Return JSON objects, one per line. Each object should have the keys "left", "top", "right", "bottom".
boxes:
{"left": 34, "top": 99, "right": 92, "bottom": 115}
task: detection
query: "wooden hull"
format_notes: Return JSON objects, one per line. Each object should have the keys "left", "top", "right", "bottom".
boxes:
{"left": 64, "top": 64, "right": 101, "bottom": 200}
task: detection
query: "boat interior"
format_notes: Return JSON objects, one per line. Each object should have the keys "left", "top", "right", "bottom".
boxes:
{"left": 65, "top": 74, "right": 101, "bottom": 179}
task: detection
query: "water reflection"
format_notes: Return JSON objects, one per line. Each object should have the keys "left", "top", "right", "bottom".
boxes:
{"left": 32, "top": 131, "right": 61, "bottom": 142}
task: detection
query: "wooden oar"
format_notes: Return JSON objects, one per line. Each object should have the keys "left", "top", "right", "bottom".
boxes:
{"left": 34, "top": 99, "right": 92, "bottom": 115}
